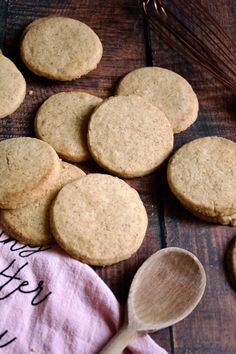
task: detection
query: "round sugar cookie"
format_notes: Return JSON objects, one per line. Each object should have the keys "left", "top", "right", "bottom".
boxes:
{"left": 180, "top": 202, "right": 236, "bottom": 227}
{"left": 167, "top": 137, "right": 236, "bottom": 225}
{"left": 116, "top": 67, "right": 199, "bottom": 133}
{"left": 88, "top": 95, "right": 173, "bottom": 178}
{"left": 0, "top": 137, "right": 61, "bottom": 209}
{"left": 50, "top": 174, "right": 148, "bottom": 266}
{"left": 35, "top": 92, "right": 102, "bottom": 162}
{"left": 0, "top": 162, "right": 85, "bottom": 246}
{"left": 0, "top": 52, "right": 26, "bottom": 119}
{"left": 20, "top": 16, "right": 103, "bottom": 81}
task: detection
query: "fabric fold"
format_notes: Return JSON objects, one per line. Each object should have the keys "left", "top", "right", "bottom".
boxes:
{"left": 0, "top": 228, "right": 168, "bottom": 354}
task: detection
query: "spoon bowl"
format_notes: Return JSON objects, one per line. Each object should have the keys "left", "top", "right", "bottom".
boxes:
{"left": 99, "top": 247, "right": 206, "bottom": 354}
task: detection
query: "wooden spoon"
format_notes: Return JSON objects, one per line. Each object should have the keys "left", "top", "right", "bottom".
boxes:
{"left": 99, "top": 247, "right": 206, "bottom": 354}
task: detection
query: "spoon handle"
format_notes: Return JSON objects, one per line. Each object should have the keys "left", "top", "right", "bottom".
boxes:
{"left": 99, "top": 323, "right": 137, "bottom": 354}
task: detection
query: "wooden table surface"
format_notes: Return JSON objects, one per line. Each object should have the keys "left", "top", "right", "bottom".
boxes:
{"left": 0, "top": 1, "right": 235, "bottom": 353}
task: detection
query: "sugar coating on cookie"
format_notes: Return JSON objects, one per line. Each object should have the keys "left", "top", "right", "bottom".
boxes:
{"left": 116, "top": 67, "right": 199, "bottom": 133}
{"left": 167, "top": 137, "right": 236, "bottom": 225}
{"left": 0, "top": 53, "right": 26, "bottom": 119}
{"left": 50, "top": 173, "right": 148, "bottom": 265}
{"left": 0, "top": 137, "right": 61, "bottom": 209}
{"left": 35, "top": 92, "right": 102, "bottom": 162}
{"left": 88, "top": 95, "right": 173, "bottom": 178}
{"left": 0, "top": 162, "right": 85, "bottom": 246}
{"left": 20, "top": 16, "right": 103, "bottom": 81}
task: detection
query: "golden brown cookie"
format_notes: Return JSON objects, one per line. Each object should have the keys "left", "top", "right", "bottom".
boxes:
{"left": 116, "top": 67, "right": 199, "bottom": 133}
{"left": 21, "top": 17, "right": 51, "bottom": 37}
{"left": 20, "top": 16, "right": 103, "bottom": 80}
{"left": 0, "top": 162, "right": 85, "bottom": 246}
{"left": 0, "top": 137, "right": 61, "bottom": 209}
{"left": 0, "top": 52, "right": 26, "bottom": 119}
{"left": 35, "top": 91, "right": 102, "bottom": 162}
{"left": 226, "top": 236, "right": 236, "bottom": 291}
{"left": 181, "top": 203, "right": 236, "bottom": 226}
{"left": 167, "top": 137, "right": 236, "bottom": 225}
{"left": 88, "top": 95, "right": 173, "bottom": 178}
{"left": 50, "top": 173, "right": 148, "bottom": 266}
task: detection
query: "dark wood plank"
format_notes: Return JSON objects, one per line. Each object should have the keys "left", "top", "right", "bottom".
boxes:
{"left": 0, "top": 0, "right": 8, "bottom": 48}
{"left": 0, "top": 0, "right": 171, "bottom": 351}
{"left": 149, "top": 0, "right": 236, "bottom": 353}
{"left": 0, "top": 0, "right": 10, "bottom": 140}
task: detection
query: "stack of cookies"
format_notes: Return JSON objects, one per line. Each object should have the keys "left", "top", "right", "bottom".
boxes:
{"left": 0, "top": 137, "right": 148, "bottom": 266}
{"left": 0, "top": 16, "right": 235, "bottom": 268}
{"left": 33, "top": 67, "right": 200, "bottom": 178}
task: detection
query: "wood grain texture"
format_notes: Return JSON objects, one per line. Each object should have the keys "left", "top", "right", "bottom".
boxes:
{"left": 0, "top": 0, "right": 8, "bottom": 48}
{"left": 100, "top": 248, "right": 206, "bottom": 354}
{"left": 149, "top": 0, "right": 236, "bottom": 353}
{"left": 0, "top": 0, "right": 235, "bottom": 353}
{"left": 0, "top": 0, "right": 171, "bottom": 351}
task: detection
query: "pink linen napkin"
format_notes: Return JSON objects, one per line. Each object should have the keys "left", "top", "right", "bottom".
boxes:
{"left": 0, "top": 228, "right": 168, "bottom": 354}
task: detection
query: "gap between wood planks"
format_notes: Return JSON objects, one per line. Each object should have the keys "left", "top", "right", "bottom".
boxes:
{"left": 142, "top": 9, "right": 175, "bottom": 354}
